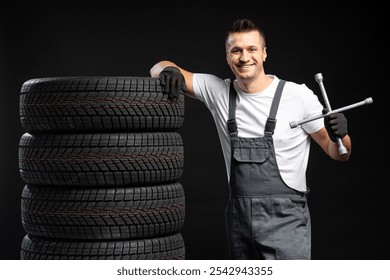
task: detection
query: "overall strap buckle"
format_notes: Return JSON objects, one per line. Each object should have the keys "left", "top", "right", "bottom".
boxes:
{"left": 227, "top": 119, "right": 238, "bottom": 137}
{"left": 265, "top": 118, "right": 276, "bottom": 135}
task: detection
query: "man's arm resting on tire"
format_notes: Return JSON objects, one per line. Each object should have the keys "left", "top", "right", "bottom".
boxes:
{"left": 150, "top": 60, "right": 196, "bottom": 98}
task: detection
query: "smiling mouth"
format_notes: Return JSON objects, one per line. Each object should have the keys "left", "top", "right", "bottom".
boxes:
{"left": 237, "top": 64, "right": 254, "bottom": 69}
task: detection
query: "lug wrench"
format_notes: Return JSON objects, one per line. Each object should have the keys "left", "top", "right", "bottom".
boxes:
{"left": 315, "top": 73, "right": 348, "bottom": 155}
{"left": 289, "top": 73, "right": 374, "bottom": 155}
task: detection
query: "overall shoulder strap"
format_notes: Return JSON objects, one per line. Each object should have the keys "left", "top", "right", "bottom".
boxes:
{"left": 227, "top": 80, "right": 238, "bottom": 137}
{"left": 265, "top": 79, "right": 286, "bottom": 135}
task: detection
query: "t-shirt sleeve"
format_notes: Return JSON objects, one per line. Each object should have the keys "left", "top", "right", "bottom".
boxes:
{"left": 192, "top": 73, "right": 229, "bottom": 113}
{"left": 300, "top": 84, "right": 325, "bottom": 134}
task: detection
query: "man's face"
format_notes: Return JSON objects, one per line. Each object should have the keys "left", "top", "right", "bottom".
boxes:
{"left": 226, "top": 30, "right": 267, "bottom": 80}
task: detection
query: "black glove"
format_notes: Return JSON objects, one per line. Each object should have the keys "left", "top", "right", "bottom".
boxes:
{"left": 159, "top": 66, "right": 186, "bottom": 100}
{"left": 322, "top": 108, "right": 348, "bottom": 142}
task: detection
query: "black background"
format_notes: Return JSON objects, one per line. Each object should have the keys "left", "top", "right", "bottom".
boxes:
{"left": 0, "top": 3, "right": 387, "bottom": 260}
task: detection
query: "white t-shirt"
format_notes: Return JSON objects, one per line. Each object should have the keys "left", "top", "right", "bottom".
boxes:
{"left": 192, "top": 73, "right": 324, "bottom": 192}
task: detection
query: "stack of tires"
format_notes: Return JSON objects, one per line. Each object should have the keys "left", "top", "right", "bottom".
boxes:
{"left": 18, "top": 77, "right": 186, "bottom": 259}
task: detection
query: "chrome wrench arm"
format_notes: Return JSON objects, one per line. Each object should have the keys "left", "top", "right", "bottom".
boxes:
{"left": 314, "top": 73, "right": 347, "bottom": 155}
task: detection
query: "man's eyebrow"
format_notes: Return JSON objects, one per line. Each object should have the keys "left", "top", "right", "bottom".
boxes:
{"left": 230, "top": 45, "right": 258, "bottom": 50}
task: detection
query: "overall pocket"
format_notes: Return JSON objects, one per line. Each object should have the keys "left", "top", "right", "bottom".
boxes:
{"left": 231, "top": 140, "right": 270, "bottom": 183}
{"left": 232, "top": 146, "right": 269, "bottom": 163}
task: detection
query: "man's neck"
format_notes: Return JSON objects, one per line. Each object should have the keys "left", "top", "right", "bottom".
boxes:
{"left": 236, "top": 74, "right": 273, "bottom": 93}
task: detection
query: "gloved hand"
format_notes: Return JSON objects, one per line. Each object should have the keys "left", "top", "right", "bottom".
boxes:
{"left": 159, "top": 66, "right": 186, "bottom": 100}
{"left": 322, "top": 108, "right": 348, "bottom": 142}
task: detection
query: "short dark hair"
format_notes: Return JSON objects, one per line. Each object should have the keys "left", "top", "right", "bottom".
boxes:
{"left": 225, "top": 18, "right": 266, "bottom": 49}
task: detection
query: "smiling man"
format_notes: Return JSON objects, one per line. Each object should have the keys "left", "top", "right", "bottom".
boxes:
{"left": 150, "top": 18, "right": 351, "bottom": 260}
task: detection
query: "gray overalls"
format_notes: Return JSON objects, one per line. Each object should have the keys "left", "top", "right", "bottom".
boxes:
{"left": 225, "top": 80, "right": 311, "bottom": 260}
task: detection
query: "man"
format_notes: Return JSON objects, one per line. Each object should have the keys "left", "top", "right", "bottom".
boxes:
{"left": 150, "top": 18, "right": 351, "bottom": 260}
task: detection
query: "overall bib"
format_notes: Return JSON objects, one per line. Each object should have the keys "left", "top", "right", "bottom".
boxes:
{"left": 225, "top": 80, "right": 311, "bottom": 260}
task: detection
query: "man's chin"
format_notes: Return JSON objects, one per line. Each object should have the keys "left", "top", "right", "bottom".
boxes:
{"left": 236, "top": 73, "right": 253, "bottom": 80}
